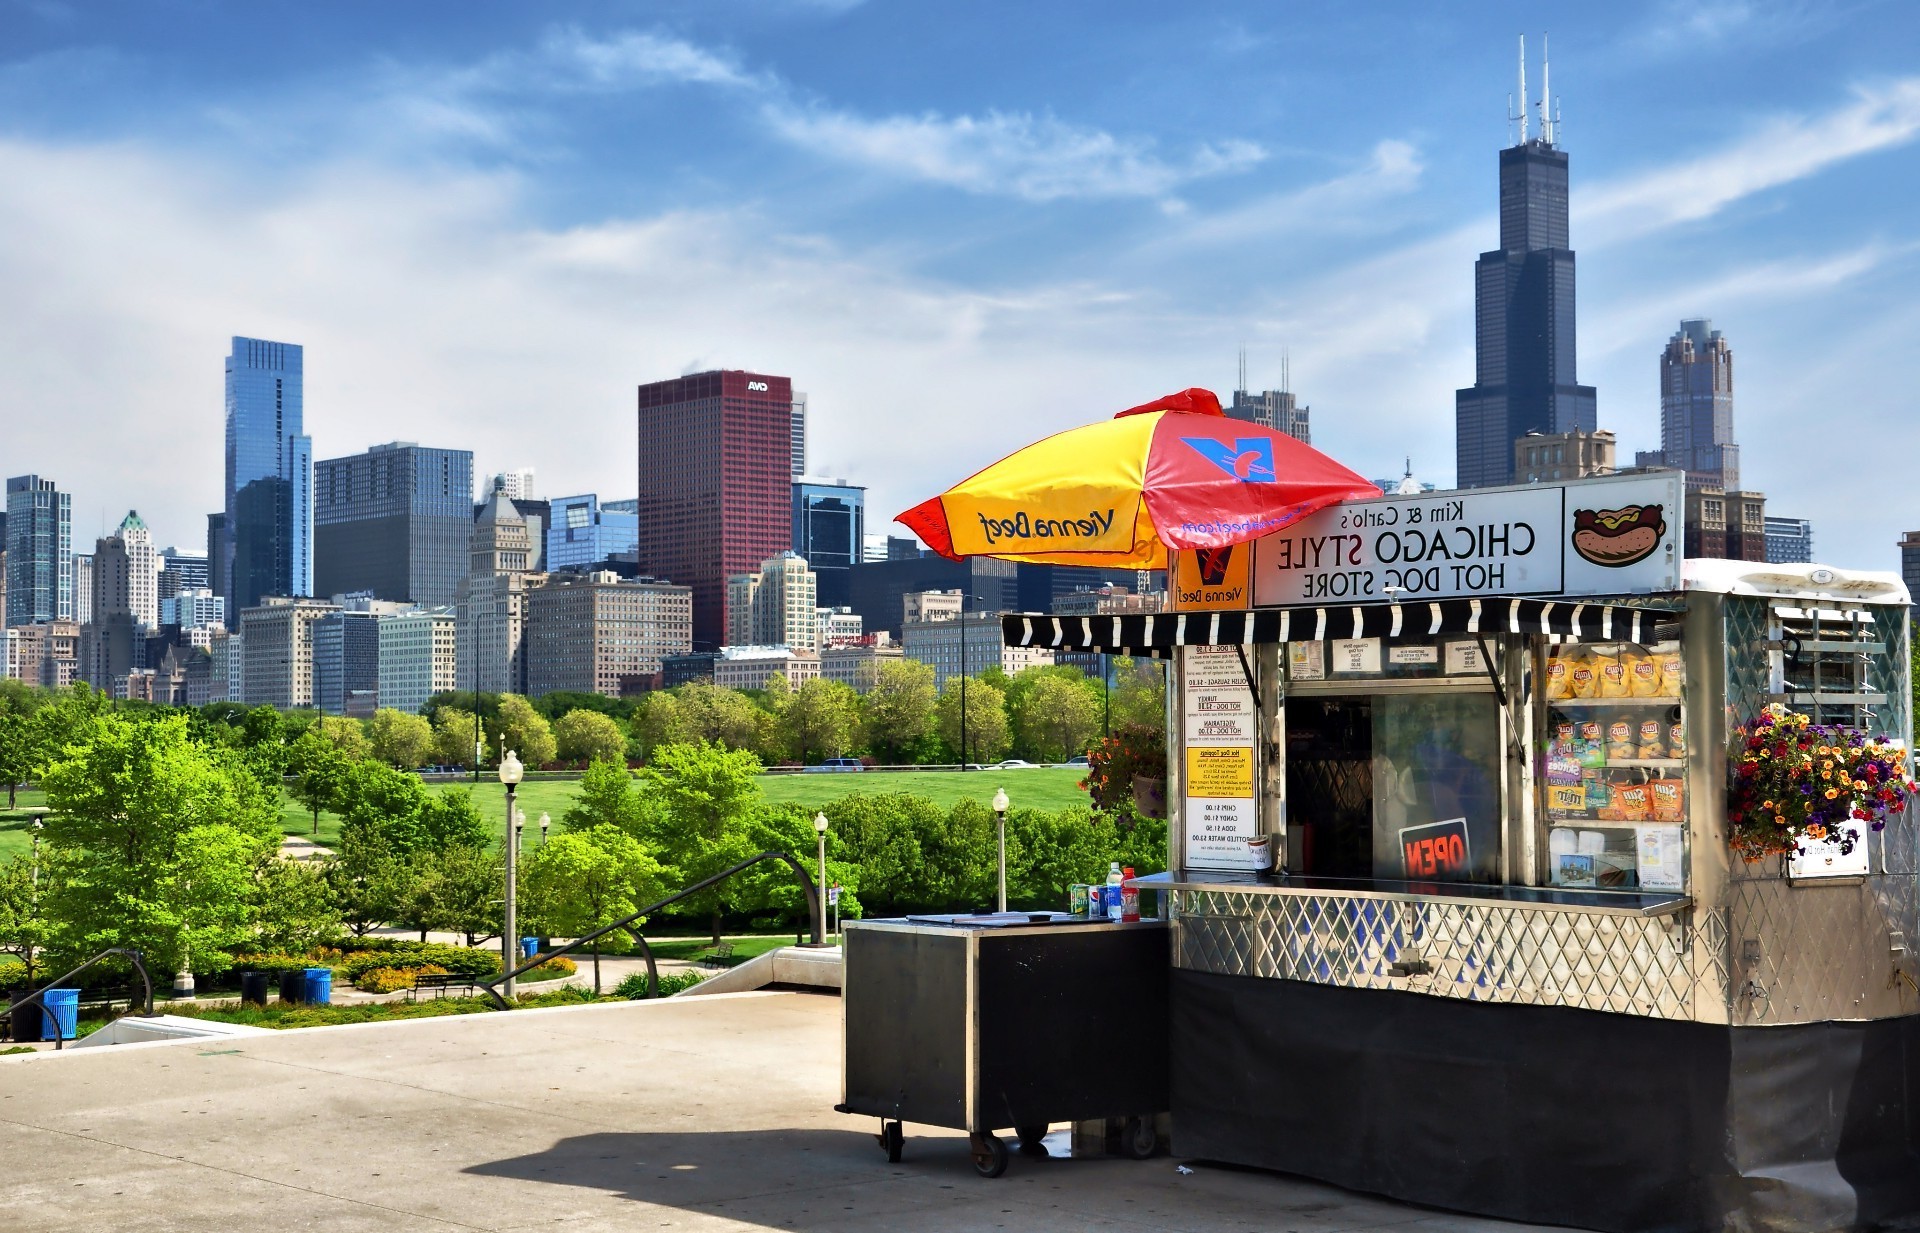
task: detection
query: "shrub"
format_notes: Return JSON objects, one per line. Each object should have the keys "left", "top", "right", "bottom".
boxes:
{"left": 524, "top": 955, "right": 576, "bottom": 980}
{"left": 354, "top": 963, "right": 447, "bottom": 994}
{"left": 613, "top": 969, "right": 704, "bottom": 999}
{"left": 228, "top": 953, "right": 325, "bottom": 977}
{"left": 335, "top": 944, "right": 498, "bottom": 981}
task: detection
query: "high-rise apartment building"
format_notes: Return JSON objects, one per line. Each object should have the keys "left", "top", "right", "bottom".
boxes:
{"left": 315, "top": 442, "right": 474, "bottom": 606}
{"left": 546, "top": 494, "right": 641, "bottom": 572}
{"left": 239, "top": 596, "right": 338, "bottom": 709}
{"left": 901, "top": 602, "right": 1054, "bottom": 689}
{"left": 70, "top": 553, "right": 92, "bottom": 625}
{"left": 312, "top": 607, "right": 390, "bottom": 717}
{"left": 158, "top": 548, "right": 210, "bottom": 600}
{"left": 790, "top": 393, "right": 808, "bottom": 477}
{"left": 1454, "top": 45, "right": 1596, "bottom": 489}
{"left": 94, "top": 511, "right": 158, "bottom": 629}
{"left": 378, "top": 606, "right": 458, "bottom": 716}
{"left": 206, "top": 513, "right": 227, "bottom": 603}
{"left": 488, "top": 468, "right": 537, "bottom": 501}
{"left": 524, "top": 571, "right": 692, "bottom": 698}
{"left": 224, "top": 336, "right": 312, "bottom": 613}
{"left": 725, "top": 552, "right": 819, "bottom": 653}
{"left": 1765, "top": 517, "right": 1813, "bottom": 565}
{"left": 792, "top": 479, "right": 865, "bottom": 608}
{"left": 5, "top": 475, "right": 72, "bottom": 624}
{"left": 161, "top": 589, "right": 225, "bottom": 630}
{"left": 1639, "top": 320, "right": 1739, "bottom": 491}
{"left": 456, "top": 483, "right": 542, "bottom": 695}
{"left": 636, "top": 369, "right": 794, "bottom": 650}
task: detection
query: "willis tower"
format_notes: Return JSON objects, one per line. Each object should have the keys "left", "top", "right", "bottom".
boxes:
{"left": 1455, "top": 37, "right": 1596, "bottom": 489}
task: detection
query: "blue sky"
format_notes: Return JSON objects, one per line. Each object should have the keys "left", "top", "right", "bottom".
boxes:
{"left": 2, "top": 0, "right": 1916, "bottom": 570}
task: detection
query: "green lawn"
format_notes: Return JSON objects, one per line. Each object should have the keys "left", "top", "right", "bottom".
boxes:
{"left": 2, "top": 766, "right": 1092, "bottom": 860}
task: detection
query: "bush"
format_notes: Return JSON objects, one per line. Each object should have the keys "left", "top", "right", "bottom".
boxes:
{"left": 228, "top": 952, "right": 325, "bottom": 977}
{"left": 355, "top": 963, "right": 447, "bottom": 994}
{"left": 613, "top": 969, "right": 704, "bottom": 999}
{"left": 524, "top": 955, "right": 576, "bottom": 980}
{"left": 334, "top": 944, "right": 498, "bottom": 981}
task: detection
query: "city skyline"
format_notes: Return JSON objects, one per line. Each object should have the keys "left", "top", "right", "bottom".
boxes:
{"left": 3, "top": 5, "right": 1920, "bottom": 570}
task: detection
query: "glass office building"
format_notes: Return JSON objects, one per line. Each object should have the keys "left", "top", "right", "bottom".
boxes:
{"left": 315, "top": 442, "right": 474, "bottom": 605}
{"left": 4, "top": 474, "right": 72, "bottom": 624}
{"left": 792, "top": 479, "right": 865, "bottom": 608}
{"left": 546, "top": 494, "right": 641, "bottom": 572}
{"left": 224, "top": 337, "right": 312, "bottom": 613}
{"left": 1454, "top": 107, "right": 1597, "bottom": 488}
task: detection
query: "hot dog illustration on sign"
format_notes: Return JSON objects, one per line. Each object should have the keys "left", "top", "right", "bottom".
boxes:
{"left": 1570, "top": 504, "right": 1667, "bottom": 568}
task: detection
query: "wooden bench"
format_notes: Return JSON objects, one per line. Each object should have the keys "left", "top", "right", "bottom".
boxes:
{"left": 698, "top": 943, "right": 736, "bottom": 971}
{"left": 409, "top": 972, "right": 479, "bottom": 1001}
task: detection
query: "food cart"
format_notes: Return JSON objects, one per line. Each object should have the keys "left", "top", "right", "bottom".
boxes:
{"left": 1004, "top": 470, "right": 1920, "bottom": 1232}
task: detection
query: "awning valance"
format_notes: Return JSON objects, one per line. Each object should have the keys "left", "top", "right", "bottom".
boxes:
{"left": 1003, "top": 597, "right": 1682, "bottom": 656}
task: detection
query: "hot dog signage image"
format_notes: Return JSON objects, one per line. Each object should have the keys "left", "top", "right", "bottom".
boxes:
{"left": 1571, "top": 504, "right": 1667, "bottom": 568}
{"left": 1252, "top": 472, "right": 1681, "bottom": 604}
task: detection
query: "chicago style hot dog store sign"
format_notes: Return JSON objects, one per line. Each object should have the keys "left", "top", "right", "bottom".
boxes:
{"left": 1251, "top": 472, "right": 1684, "bottom": 606}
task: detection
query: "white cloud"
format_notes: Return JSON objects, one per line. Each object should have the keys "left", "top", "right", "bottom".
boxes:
{"left": 761, "top": 103, "right": 1266, "bottom": 202}
{"left": 1577, "top": 79, "right": 1920, "bottom": 241}
{"left": 1149, "top": 140, "right": 1425, "bottom": 250}
{"left": 526, "top": 26, "right": 761, "bottom": 92}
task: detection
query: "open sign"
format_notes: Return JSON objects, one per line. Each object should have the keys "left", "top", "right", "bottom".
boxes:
{"left": 1399, "top": 818, "right": 1471, "bottom": 881}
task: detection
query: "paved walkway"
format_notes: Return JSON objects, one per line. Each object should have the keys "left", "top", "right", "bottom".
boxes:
{"left": 0, "top": 990, "right": 1548, "bottom": 1232}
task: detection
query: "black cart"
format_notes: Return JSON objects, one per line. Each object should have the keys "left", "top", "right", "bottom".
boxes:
{"left": 838, "top": 914, "right": 1169, "bottom": 1177}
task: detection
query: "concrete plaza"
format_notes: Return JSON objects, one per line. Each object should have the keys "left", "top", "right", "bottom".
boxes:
{"left": 0, "top": 990, "right": 1546, "bottom": 1232}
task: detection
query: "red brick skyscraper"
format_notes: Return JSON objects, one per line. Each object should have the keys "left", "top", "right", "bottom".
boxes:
{"left": 636, "top": 370, "right": 793, "bottom": 650}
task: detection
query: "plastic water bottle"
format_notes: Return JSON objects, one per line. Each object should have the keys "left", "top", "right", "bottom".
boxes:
{"left": 1106, "top": 862, "right": 1125, "bottom": 921}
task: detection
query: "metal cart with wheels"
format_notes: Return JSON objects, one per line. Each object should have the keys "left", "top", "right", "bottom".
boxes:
{"left": 838, "top": 913, "right": 1169, "bottom": 1178}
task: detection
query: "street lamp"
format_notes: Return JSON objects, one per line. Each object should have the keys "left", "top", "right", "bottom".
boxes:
{"left": 992, "top": 788, "right": 1009, "bottom": 913}
{"left": 812, "top": 811, "right": 829, "bottom": 947}
{"left": 498, "top": 749, "right": 524, "bottom": 1000}
{"left": 539, "top": 812, "right": 550, "bottom": 845}
{"left": 956, "top": 592, "right": 986, "bottom": 770}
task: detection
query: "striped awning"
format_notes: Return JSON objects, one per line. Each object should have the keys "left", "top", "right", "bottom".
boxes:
{"left": 1003, "top": 597, "right": 1682, "bottom": 656}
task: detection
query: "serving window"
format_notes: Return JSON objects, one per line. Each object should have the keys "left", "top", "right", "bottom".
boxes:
{"left": 1283, "top": 635, "right": 1507, "bottom": 885}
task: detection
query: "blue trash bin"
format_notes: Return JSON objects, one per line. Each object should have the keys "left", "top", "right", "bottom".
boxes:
{"left": 522, "top": 937, "right": 540, "bottom": 961}
{"left": 41, "top": 988, "right": 78, "bottom": 1042}
{"left": 302, "top": 968, "right": 332, "bottom": 1006}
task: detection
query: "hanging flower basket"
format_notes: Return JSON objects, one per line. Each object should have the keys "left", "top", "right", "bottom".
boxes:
{"left": 1727, "top": 704, "right": 1914, "bottom": 863}
{"left": 1131, "top": 775, "right": 1167, "bottom": 820}
{"left": 1082, "top": 723, "right": 1167, "bottom": 818}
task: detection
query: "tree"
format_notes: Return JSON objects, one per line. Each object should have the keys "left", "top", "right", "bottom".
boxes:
{"left": 432, "top": 706, "right": 480, "bottom": 770}
{"left": 421, "top": 844, "right": 503, "bottom": 946}
{"left": 287, "top": 727, "right": 353, "bottom": 836}
{"left": 1011, "top": 671, "right": 1101, "bottom": 763}
{"left": 555, "top": 709, "right": 629, "bottom": 766}
{"left": 367, "top": 708, "right": 434, "bottom": 769}
{"left": 561, "top": 757, "right": 650, "bottom": 839}
{"left": 0, "top": 712, "right": 28, "bottom": 810}
{"left": 863, "top": 660, "right": 936, "bottom": 764}
{"left": 310, "top": 714, "right": 372, "bottom": 760}
{"left": 519, "top": 825, "right": 665, "bottom": 993}
{"left": 738, "top": 804, "right": 863, "bottom": 932}
{"left": 0, "top": 849, "right": 61, "bottom": 981}
{"left": 935, "top": 675, "right": 1010, "bottom": 763}
{"left": 644, "top": 741, "right": 764, "bottom": 942}
{"left": 251, "top": 856, "right": 343, "bottom": 953}
{"left": 39, "top": 713, "right": 279, "bottom": 977}
{"left": 776, "top": 678, "right": 862, "bottom": 765}
{"left": 1109, "top": 657, "right": 1169, "bottom": 732}
{"left": 675, "top": 683, "right": 769, "bottom": 752}
{"left": 629, "top": 692, "right": 687, "bottom": 761}
{"left": 491, "top": 694, "right": 557, "bottom": 767}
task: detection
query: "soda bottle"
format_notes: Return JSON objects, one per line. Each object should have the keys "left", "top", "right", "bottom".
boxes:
{"left": 1120, "top": 865, "right": 1141, "bottom": 923}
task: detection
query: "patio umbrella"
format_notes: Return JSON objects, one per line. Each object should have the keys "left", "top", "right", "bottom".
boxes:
{"left": 896, "top": 388, "right": 1379, "bottom": 569}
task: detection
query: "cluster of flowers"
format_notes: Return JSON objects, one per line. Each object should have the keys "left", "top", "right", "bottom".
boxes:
{"left": 1081, "top": 722, "right": 1166, "bottom": 813}
{"left": 1728, "top": 704, "right": 1914, "bottom": 863}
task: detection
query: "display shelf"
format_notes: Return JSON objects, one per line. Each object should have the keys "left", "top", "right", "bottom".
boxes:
{"left": 1546, "top": 696, "right": 1682, "bottom": 709}
{"left": 1548, "top": 815, "right": 1687, "bottom": 827}
{"left": 1591, "top": 758, "right": 1685, "bottom": 770}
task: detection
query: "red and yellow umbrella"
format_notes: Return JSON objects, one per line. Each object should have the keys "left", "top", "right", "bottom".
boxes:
{"left": 897, "top": 388, "right": 1379, "bottom": 569}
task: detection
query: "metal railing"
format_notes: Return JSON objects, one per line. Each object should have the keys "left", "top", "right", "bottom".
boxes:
{"left": 6, "top": 949, "right": 154, "bottom": 1051}
{"left": 480, "top": 851, "right": 821, "bottom": 1009}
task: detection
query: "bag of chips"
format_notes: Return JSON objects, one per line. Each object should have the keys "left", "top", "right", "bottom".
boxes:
{"left": 1569, "top": 656, "right": 1599, "bottom": 699}
{"left": 1607, "top": 720, "right": 1635, "bottom": 762}
{"left": 1667, "top": 720, "right": 1686, "bottom": 758}
{"left": 1637, "top": 719, "right": 1664, "bottom": 760}
{"left": 1655, "top": 651, "right": 1684, "bottom": 696}
{"left": 1628, "top": 652, "right": 1662, "bottom": 697}
{"left": 1650, "top": 779, "right": 1685, "bottom": 823}
{"left": 1595, "top": 651, "right": 1629, "bottom": 698}
{"left": 1545, "top": 657, "right": 1571, "bottom": 700}
{"left": 1614, "top": 783, "right": 1652, "bottom": 822}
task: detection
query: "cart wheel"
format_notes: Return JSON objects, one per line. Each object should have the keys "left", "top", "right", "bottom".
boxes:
{"left": 970, "top": 1132, "right": 1009, "bottom": 1178}
{"left": 1123, "top": 1116, "right": 1158, "bottom": 1160}
{"left": 1015, "top": 1124, "right": 1050, "bottom": 1158}
{"left": 880, "top": 1120, "right": 903, "bottom": 1163}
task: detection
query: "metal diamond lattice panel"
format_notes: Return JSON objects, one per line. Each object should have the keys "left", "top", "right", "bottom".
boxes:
{"left": 1173, "top": 889, "right": 1703, "bottom": 1020}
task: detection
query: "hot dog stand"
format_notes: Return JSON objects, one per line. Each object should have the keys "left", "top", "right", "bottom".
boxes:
{"left": 1004, "top": 470, "right": 1920, "bottom": 1232}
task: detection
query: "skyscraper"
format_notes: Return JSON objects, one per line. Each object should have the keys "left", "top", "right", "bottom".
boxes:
{"left": 224, "top": 336, "right": 312, "bottom": 613}
{"left": 792, "top": 478, "right": 866, "bottom": 607}
{"left": 1646, "top": 320, "right": 1738, "bottom": 491}
{"left": 4, "top": 475, "right": 72, "bottom": 624}
{"left": 1227, "top": 353, "right": 1310, "bottom": 443}
{"left": 636, "top": 370, "right": 794, "bottom": 650}
{"left": 791, "top": 393, "right": 808, "bottom": 477}
{"left": 1454, "top": 39, "right": 1596, "bottom": 489}
{"left": 94, "top": 511, "right": 159, "bottom": 629}
{"left": 456, "top": 481, "right": 542, "bottom": 695}
{"left": 546, "top": 494, "right": 641, "bottom": 572}
{"left": 315, "top": 442, "right": 474, "bottom": 605}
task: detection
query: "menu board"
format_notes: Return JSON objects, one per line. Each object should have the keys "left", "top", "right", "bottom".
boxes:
{"left": 1181, "top": 645, "right": 1263, "bottom": 870}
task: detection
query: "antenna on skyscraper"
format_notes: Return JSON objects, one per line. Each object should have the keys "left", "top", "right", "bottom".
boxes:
{"left": 1540, "top": 34, "right": 1553, "bottom": 146}
{"left": 1281, "top": 349, "right": 1291, "bottom": 396}
{"left": 1513, "top": 34, "right": 1529, "bottom": 144}
{"left": 1237, "top": 346, "right": 1247, "bottom": 395}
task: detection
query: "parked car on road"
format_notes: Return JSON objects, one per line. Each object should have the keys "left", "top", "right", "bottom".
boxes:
{"left": 1062, "top": 754, "right": 1090, "bottom": 768}
{"left": 807, "top": 757, "right": 865, "bottom": 773}
{"left": 991, "top": 759, "right": 1040, "bottom": 770}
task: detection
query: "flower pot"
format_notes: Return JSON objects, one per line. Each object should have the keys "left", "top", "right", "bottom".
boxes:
{"left": 1131, "top": 775, "right": 1167, "bottom": 819}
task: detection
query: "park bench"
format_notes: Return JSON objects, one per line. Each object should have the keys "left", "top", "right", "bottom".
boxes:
{"left": 409, "top": 971, "right": 479, "bottom": 1001}
{"left": 698, "top": 942, "right": 736, "bottom": 971}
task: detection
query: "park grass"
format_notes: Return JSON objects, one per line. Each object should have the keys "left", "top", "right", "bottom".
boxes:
{"left": 4, "top": 767, "right": 1090, "bottom": 860}
{"left": 640, "top": 935, "right": 789, "bottom": 964}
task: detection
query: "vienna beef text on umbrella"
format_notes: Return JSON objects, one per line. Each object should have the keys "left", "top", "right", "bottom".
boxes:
{"left": 897, "top": 388, "right": 1380, "bottom": 569}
